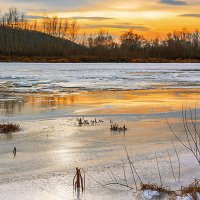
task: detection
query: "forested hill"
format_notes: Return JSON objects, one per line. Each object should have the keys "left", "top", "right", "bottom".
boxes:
{"left": 1, "top": 26, "right": 200, "bottom": 63}
{"left": 0, "top": 26, "right": 84, "bottom": 58}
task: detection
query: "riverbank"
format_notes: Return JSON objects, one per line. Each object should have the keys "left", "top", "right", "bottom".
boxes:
{"left": 0, "top": 55, "right": 200, "bottom": 63}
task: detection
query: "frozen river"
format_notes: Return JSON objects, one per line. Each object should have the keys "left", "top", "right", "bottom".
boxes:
{"left": 0, "top": 63, "right": 200, "bottom": 93}
{"left": 0, "top": 63, "right": 200, "bottom": 200}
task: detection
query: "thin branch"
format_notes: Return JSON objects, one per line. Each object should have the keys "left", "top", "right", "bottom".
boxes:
{"left": 122, "top": 160, "right": 129, "bottom": 186}
{"left": 167, "top": 106, "right": 200, "bottom": 165}
{"left": 167, "top": 150, "right": 177, "bottom": 182}
{"left": 172, "top": 142, "right": 181, "bottom": 181}
{"left": 124, "top": 146, "right": 143, "bottom": 187}
{"left": 155, "top": 152, "right": 163, "bottom": 187}
{"left": 166, "top": 118, "right": 191, "bottom": 151}
{"left": 124, "top": 147, "right": 137, "bottom": 190}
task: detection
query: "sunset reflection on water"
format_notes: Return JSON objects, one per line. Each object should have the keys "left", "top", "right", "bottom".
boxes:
{"left": 1, "top": 89, "right": 200, "bottom": 116}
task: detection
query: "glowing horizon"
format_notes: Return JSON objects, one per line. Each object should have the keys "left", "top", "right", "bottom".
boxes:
{"left": 1, "top": 0, "right": 200, "bottom": 38}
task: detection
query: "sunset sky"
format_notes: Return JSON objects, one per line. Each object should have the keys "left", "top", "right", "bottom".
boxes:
{"left": 1, "top": 0, "right": 200, "bottom": 38}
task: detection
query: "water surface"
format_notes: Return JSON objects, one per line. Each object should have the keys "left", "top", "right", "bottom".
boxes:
{"left": 0, "top": 63, "right": 200, "bottom": 93}
{"left": 0, "top": 63, "right": 200, "bottom": 200}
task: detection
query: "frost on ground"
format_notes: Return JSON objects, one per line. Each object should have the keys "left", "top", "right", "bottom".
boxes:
{"left": 141, "top": 190, "right": 160, "bottom": 199}
{"left": 0, "top": 117, "right": 199, "bottom": 200}
{"left": 140, "top": 191, "right": 200, "bottom": 200}
{"left": 177, "top": 193, "right": 200, "bottom": 200}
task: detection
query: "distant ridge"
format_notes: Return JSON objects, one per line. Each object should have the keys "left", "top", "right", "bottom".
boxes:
{"left": 0, "top": 26, "right": 84, "bottom": 57}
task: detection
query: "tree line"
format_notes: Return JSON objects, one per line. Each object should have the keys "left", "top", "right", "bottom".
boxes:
{"left": 1, "top": 7, "right": 200, "bottom": 62}
{"left": 0, "top": 7, "right": 80, "bottom": 42}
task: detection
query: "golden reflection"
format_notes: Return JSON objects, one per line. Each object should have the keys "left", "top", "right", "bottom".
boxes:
{"left": 1, "top": 89, "right": 200, "bottom": 115}
{"left": 0, "top": 100, "right": 24, "bottom": 115}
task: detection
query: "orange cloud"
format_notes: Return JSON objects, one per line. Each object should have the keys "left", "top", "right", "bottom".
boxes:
{"left": 2, "top": 0, "right": 200, "bottom": 38}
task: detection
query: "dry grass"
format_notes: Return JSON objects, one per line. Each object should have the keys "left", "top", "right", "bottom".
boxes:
{"left": 180, "top": 179, "right": 200, "bottom": 200}
{"left": 0, "top": 123, "right": 20, "bottom": 134}
{"left": 141, "top": 183, "right": 170, "bottom": 193}
{"left": 140, "top": 183, "right": 178, "bottom": 200}
{"left": 0, "top": 55, "right": 200, "bottom": 63}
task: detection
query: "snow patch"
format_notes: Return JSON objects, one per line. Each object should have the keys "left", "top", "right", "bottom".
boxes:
{"left": 141, "top": 190, "right": 160, "bottom": 199}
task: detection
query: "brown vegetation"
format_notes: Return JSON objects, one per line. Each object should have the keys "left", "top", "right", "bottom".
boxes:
{"left": 73, "top": 168, "right": 85, "bottom": 192}
{"left": 141, "top": 183, "right": 170, "bottom": 193}
{"left": 0, "top": 123, "right": 20, "bottom": 133}
{"left": 0, "top": 55, "right": 200, "bottom": 63}
{"left": 110, "top": 122, "right": 127, "bottom": 133}
{"left": 77, "top": 117, "right": 104, "bottom": 126}
{"left": 180, "top": 179, "right": 200, "bottom": 200}
{"left": 0, "top": 55, "right": 120, "bottom": 63}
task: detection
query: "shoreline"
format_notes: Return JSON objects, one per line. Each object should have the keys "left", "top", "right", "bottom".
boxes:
{"left": 2, "top": 87, "right": 200, "bottom": 95}
{"left": 0, "top": 56, "right": 200, "bottom": 63}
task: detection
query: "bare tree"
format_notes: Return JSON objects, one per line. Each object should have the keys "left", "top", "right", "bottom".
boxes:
{"left": 68, "top": 19, "right": 80, "bottom": 42}
{"left": 167, "top": 107, "right": 200, "bottom": 165}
